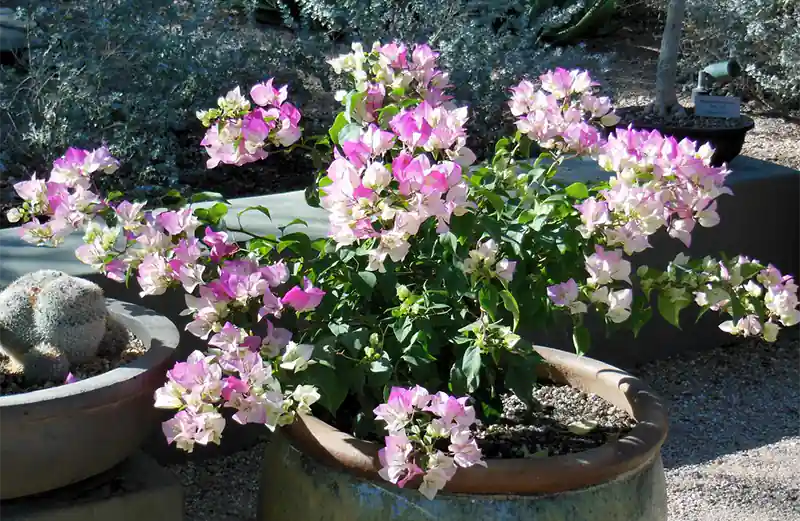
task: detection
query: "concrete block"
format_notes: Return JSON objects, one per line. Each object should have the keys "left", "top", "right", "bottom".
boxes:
{"left": 0, "top": 453, "right": 183, "bottom": 521}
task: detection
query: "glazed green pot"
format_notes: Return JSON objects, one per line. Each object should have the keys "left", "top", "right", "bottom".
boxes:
{"left": 258, "top": 346, "right": 669, "bottom": 521}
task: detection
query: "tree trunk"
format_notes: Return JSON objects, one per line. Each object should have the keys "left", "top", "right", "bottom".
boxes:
{"left": 655, "top": 0, "right": 685, "bottom": 116}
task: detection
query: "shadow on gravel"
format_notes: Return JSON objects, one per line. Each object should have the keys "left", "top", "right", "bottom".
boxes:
{"left": 631, "top": 332, "right": 800, "bottom": 469}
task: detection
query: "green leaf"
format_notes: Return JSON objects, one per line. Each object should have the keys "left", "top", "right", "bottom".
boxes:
{"left": 345, "top": 91, "right": 367, "bottom": 121}
{"left": 357, "top": 271, "right": 377, "bottom": 288}
{"left": 504, "top": 354, "right": 539, "bottom": 405}
{"left": 448, "top": 363, "right": 467, "bottom": 395}
{"left": 301, "top": 364, "right": 347, "bottom": 415}
{"left": 106, "top": 191, "right": 124, "bottom": 202}
{"left": 283, "top": 218, "right": 308, "bottom": 229}
{"left": 740, "top": 262, "right": 764, "bottom": 280}
{"left": 378, "top": 105, "right": 401, "bottom": 127}
{"left": 480, "top": 396, "right": 504, "bottom": 420}
{"left": 479, "top": 286, "right": 499, "bottom": 320}
{"left": 630, "top": 298, "right": 653, "bottom": 338}
{"left": 338, "top": 123, "right": 362, "bottom": 145}
{"left": 461, "top": 344, "right": 483, "bottom": 392}
{"left": 567, "top": 419, "right": 598, "bottom": 435}
{"left": 657, "top": 293, "right": 689, "bottom": 329}
{"left": 565, "top": 182, "right": 589, "bottom": 199}
{"left": 480, "top": 190, "right": 505, "bottom": 214}
{"left": 162, "top": 189, "right": 184, "bottom": 206}
{"left": 238, "top": 205, "right": 272, "bottom": 221}
{"left": 572, "top": 324, "right": 591, "bottom": 356}
{"left": 191, "top": 191, "right": 228, "bottom": 204}
{"left": 328, "top": 112, "right": 348, "bottom": 145}
{"left": 500, "top": 290, "right": 520, "bottom": 330}
{"left": 494, "top": 137, "right": 511, "bottom": 154}
{"left": 438, "top": 232, "right": 458, "bottom": 253}
{"left": 206, "top": 202, "right": 228, "bottom": 226}
{"left": 393, "top": 317, "right": 413, "bottom": 343}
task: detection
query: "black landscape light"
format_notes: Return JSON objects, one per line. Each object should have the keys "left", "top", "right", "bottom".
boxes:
{"left": 691, "top": 59, "right": 743, "bottom": 103}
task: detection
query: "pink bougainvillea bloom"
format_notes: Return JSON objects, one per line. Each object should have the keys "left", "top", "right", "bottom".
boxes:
{"left": 64, "top": 372, "right": 79, "bottom": 384}
{"left": 378, "top": 433, "right": 423, "bottom": 488}
{"left": 280, "top": 277, "right": 325, "bottom": 312}
{"left": 448, "top": 428, "right": 487, "bottom": 468}
{"left": 250, "top": 78, "right": 288, "bottom": 107}
{"left": 547, "top": 279, "right": 580, "bottom": 307}
{"left": 202, "top": 227, "right": 239, "bottom": 262}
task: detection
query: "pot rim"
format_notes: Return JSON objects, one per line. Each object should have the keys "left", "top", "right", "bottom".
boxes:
{"left": 0, "top": 298, "right": 179, "bottom": 410}
{"left": 615, "top": 105, "right": 756, "bottom": 134}
{"left": 284, "top": 345, "right": 669, "bottom": 495}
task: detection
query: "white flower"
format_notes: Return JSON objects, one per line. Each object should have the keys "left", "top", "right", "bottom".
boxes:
{"left": 291, "top": 385, "right": 321, "bottom": 415}
{"left": 606, "top": 289, "right": 633, "bottom": 323}
{"left": 279, "top": 342, "right": 315, "bottom": 373}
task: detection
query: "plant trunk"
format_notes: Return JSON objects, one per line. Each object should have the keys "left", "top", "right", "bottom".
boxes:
{"left": 655, "top": 0, "right": 686, "bottom": 116}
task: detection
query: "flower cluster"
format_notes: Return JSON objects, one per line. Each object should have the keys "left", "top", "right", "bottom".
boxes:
{"left": 374, "top": 386, "right": 485, "bottom": 499}
{"left": 8, "top": 146, "right": 119, "bottom": 246}
{"left": 7, "top": 41, "right": 800, "bottom": 503}
{"left": 10, "top": 142, "right": 329, "bottom": 452}
{"left": 321, "top": 42, "right": 477, "bottom": 272}
{"left": 509, "top": 68, "right": 619, "bottom": 157}
{"left": 548, "top": 245, "right": 634, "bottom": 323}
{"left": 328, "top": 42, "right": 455, "bottom": 117}
{"left": 197, "top": 79, "right": 302, "bottom": 168}
{"left": 676, "top": 255, "right": 800, "bottom": 342}
{"left": 463, "top": 238, "right": 517, "bottom": 284}
{"left": 585, "top": 127, "right": 731, "bottom": 253}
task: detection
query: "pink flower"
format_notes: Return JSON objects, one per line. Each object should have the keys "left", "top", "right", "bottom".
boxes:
{"left": 162, "top": 408, "right": 226, "bottom": 452}
{"left": 280, "top": 277, "right": 325, "bottom": 312}
{"left": 373, "top": 386, "right": 430, "bottom": 433}
{"left": 547, "top": 279, "right": 580, "bottom": 307}
{"left": 377, "top": 42, "right": 408, "bottom": 68}
{"left": 378, "top": 433, "right": 423, "bottom": 488}
{"left": 250, "top": 78, "right": 288, "bottom": 107}
{"left": 137, "top": 253, "right": 172, "bottom": 297}
{"left": 425, "top": 392, "right": 476, "bottom": 428}
{"left": 584, "top": 246, "right": 631, "bottom": 285}
{"left": 202, "top": 227, "right": 239, "bottom": 262}
{"left": 418, "top": 451, "right": 457, "bottom": 500}
{"left": 64, "top": 372, "right": 79, "bottom": 384}
{"left": 260, "top": 320, "right": 293, "bottom": 358}
{"left": 220, "top": 376, "right": 249, "bottom": 401}
{"left": 158, "top": 208, "right": 200, "bottom": 236}
{"left": 448, "top": 428, "right": 486, "bottom": 468}
{"left": 260, "top": 261, "right": 290, "bottom": 287}
{"left": 390, "top": 110, "right": 432, "bottom": 149}
{"left": 495, "top": 259, "right": 517, "bottom": 282}
{"left": 574, "top": 197, "right": 610, "bottom": 238}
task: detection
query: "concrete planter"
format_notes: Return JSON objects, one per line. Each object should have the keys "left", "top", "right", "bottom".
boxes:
{"left": 0, "top": 299, "right": 180, "bottom": 500}
{"left": 258, "top": 346, "right": 669, "bottom": 521}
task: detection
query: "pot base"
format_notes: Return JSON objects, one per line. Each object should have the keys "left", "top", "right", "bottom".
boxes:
{"left": 258, "top": 433, "right": 668, "bottom": 521}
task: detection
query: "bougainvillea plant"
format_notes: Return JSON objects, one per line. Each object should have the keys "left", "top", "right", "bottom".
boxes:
{"left": 8, "top": 41, "right": 799, "bottom": 499}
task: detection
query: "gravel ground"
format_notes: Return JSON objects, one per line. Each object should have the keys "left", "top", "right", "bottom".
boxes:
{"left": 635, "top": 334, "right": 800, "bottom": 520}
{"left": 166, "top": 334, "right": 799, "bottom": 521}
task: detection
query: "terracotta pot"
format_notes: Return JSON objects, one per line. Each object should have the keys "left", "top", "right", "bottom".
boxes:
{"left": 0, "top": 299, "right": 180, "bottom": 499}
{"left": 258, "top": 346, "right": 669, "bottom": 520}
{"left": 614, "top": 105, "right": 755, "bottom": 167}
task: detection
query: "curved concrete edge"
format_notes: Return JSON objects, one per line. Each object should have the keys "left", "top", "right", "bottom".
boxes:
{"left": 0, "top": 299, "right": 179, "bottom": 413}
{"left": 283, "top": 346, "right": 669, "bottom": 495}
{"left": 258, "top": 432, "right": 668, "bottom": 521}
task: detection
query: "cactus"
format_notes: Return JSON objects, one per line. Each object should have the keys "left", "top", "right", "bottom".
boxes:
{"left": 0, "top": 270, "right": 109, "bottom": 384}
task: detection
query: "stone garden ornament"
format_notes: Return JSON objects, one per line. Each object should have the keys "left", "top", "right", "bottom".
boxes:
{"left": 7, "top": 40, "right": 798, "bottom": 519}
